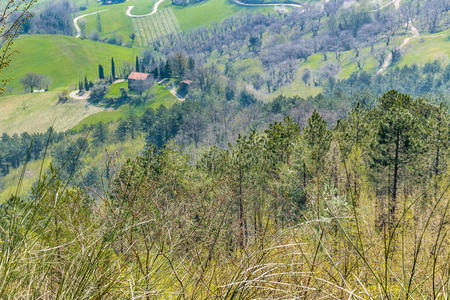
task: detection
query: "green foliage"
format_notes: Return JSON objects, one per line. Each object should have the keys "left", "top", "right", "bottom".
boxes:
{"left": 303, "top": 110, "right": 332, "bottom": 173}
{"left": 0, "top": 90, "right": 449, "bottom": 298}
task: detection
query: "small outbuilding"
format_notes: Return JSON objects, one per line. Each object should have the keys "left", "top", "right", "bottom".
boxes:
{"left": 179, "top": 79, "right": 192, "bottom": 89}
{"left": 178, "top": 79, "right": 192, "bottom": 96}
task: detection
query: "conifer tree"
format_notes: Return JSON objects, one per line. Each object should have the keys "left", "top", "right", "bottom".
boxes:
{"left": 164, "top": 60, "right": 171, "bottom": 78}
{"left": 304, "top": 110, "right": 332, "bottom": 175}
{"left": 370, "top": 90, "right": 424, "bottom": 223}
{"left": 92, "top": 122, "right": 108, "bottom": 146}
{"left": 111, "top": 57, "right": 116, "bottom": 80}
{"left": 115, "top": 120, "right": 129, "bottom": 142}
{"left": 429, "top": 102, "right": 449, "bottom": 176}
{"left": 98, "top": 64, "right": 104, "bottom": 79}
{"left": 135, "top": 56, "right": 140, "bottom": 72}
{"left": 96, "top": 14, "right": 102, "bottom": 32}
{"left": 84, "top": 76, "right": 89, "bottom": 91}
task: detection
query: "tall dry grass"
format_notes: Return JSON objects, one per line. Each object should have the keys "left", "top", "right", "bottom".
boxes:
{"left": 0, "top": 146, "right": 448, "bottom": 299}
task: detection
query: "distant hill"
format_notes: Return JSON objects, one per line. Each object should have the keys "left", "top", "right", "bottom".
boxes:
{"left": 1, "top": 34, "right": 139, "bottom": 93}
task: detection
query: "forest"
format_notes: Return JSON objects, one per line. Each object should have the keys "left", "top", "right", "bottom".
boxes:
{"left": 0, "top": 89, "right": 448, "bottom": 298}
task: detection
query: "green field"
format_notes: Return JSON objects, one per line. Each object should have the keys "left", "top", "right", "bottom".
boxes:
{"left": 397, "top": 30, "right": 450, "bottom": 67}
{"left": 1, "top": 35, "right": 139, "bottom": 92}
{"left": 78, "top": 0, "right": 271, "bottom": 46}
{"left": 0, "top": 91, "right": 106, "bottom": 135}
{"left": 79, "top": 0, "right": 158, "bottom": 44}
{"left": 106, "top": 81, "right": 129, "bottom": 98}
{"left": 132, "top": 8, "right": 181, "bottom": 47}
{"left": 172, "top": 0, "right": 270, "bottom": 30}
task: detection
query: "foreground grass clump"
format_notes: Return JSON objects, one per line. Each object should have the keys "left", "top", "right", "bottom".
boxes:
{"left": 0, "top": 91, "right": 448, "bottom": 298}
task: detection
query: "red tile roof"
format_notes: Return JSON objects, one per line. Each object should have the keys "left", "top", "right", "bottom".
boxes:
{"left": 128, "top": 72, "right": 150, "bottom": 80}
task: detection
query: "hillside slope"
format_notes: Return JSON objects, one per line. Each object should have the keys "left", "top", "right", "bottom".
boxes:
{"left": 0, "top": 91, "right": 106, "bottom": 134}
{"left": 1, "top": 34, "right": 139, "bottom": 92}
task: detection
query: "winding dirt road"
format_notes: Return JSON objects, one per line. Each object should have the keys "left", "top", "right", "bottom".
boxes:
{"left": 230, "top": 0, "right": 303, "bottom": 8}
{"left": 126, "top": 0, "right": 166, "bottom": 18}
{"left": 376, "top": 0, "right": 419, "bottom": 74}
{"left": 369, "top": 0, "right": 401, "bottom": 12}
{"left": 73, "top": 10, "right": 108, "bottom": 38}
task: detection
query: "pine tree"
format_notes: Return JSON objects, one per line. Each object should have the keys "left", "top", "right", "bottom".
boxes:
{"left": 429, "top": 103, "right": 449, "bottom": 176}
{"left": 98, "top": 64, "right": 104, "bottom": 79}
{"left": 141, "top": 108, "right": 155, "bottom": 133}
{"left": 370, "top": 90, "right": 424, "bottom": 224}
{"left": 92, "top": 122, "right": 108, "bottom": 146}
{"left": 115, "top": 120, "right": 129, "bottom": 142}
{"left": 304, "top": 110, "right": 332, "bottom": 175}
{"left": 111, "top": 57, "right": 116, "bottom": 80}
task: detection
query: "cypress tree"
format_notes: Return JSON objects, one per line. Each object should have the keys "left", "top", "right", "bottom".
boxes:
{"left": 111, "top": 57, "right": 116, "bottom": 80}
{"left": 98, "top": 64, "right": 104, "bottom": 79}
{"left": 164, "top": 60, "right": 171, "bottom": 78}
{"left": 96, "top": 14, "right": 102, "bottom": 32}
{"left": 135, "top": 56, "right": 140, "bottom": 72}
{"left": 84, "top": 76, "right": 89, "bottom": 91}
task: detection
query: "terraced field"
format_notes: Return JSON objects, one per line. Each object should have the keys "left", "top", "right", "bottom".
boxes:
{"left": 132, "top": 8, "right": 181, "bottom": 47}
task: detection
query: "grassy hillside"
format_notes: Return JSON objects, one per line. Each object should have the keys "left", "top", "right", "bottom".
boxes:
{"left": 0, "top": 91, "right": 106, "bottom": 134}
{"left": 78, "top": 0, "right": 270, "bottom": 45}
{"left": 1, "top": 35, "right": 139, "bottom": 92}
{"left": 398, "top": 30, "right": 450, "bottom": 67}
{"left": 172, "top": 0, "right": 269, "bottom": 30}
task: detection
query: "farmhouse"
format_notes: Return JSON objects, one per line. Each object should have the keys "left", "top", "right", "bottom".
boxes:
{"left": 128, "top": 72, "right": 152, "bottom": 93}
{"left": 128, "top": 72, "right": 150, "bottom": 83}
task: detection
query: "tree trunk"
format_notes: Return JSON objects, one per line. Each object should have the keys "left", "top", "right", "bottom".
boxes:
{"left": 238, "top": 165, "right": 246, "bottom": 248}
{"left": 303, "top": 162, "right": 306, "bottom": 187}
{"left": 391, "top": 130, "right": 400, "bottom": 223}
{"left": 434, "top": 146, "right": 440, "bottom": 176}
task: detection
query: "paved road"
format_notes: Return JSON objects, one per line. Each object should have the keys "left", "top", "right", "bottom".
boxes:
{"left": 73, "top": 10, "right": 107, "bottom": 38}
{"left": 126, "top": 0, "right": 166, "bottom": 18}
{"left": 230, "top": 0, "right": 303, "bottom": 8}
